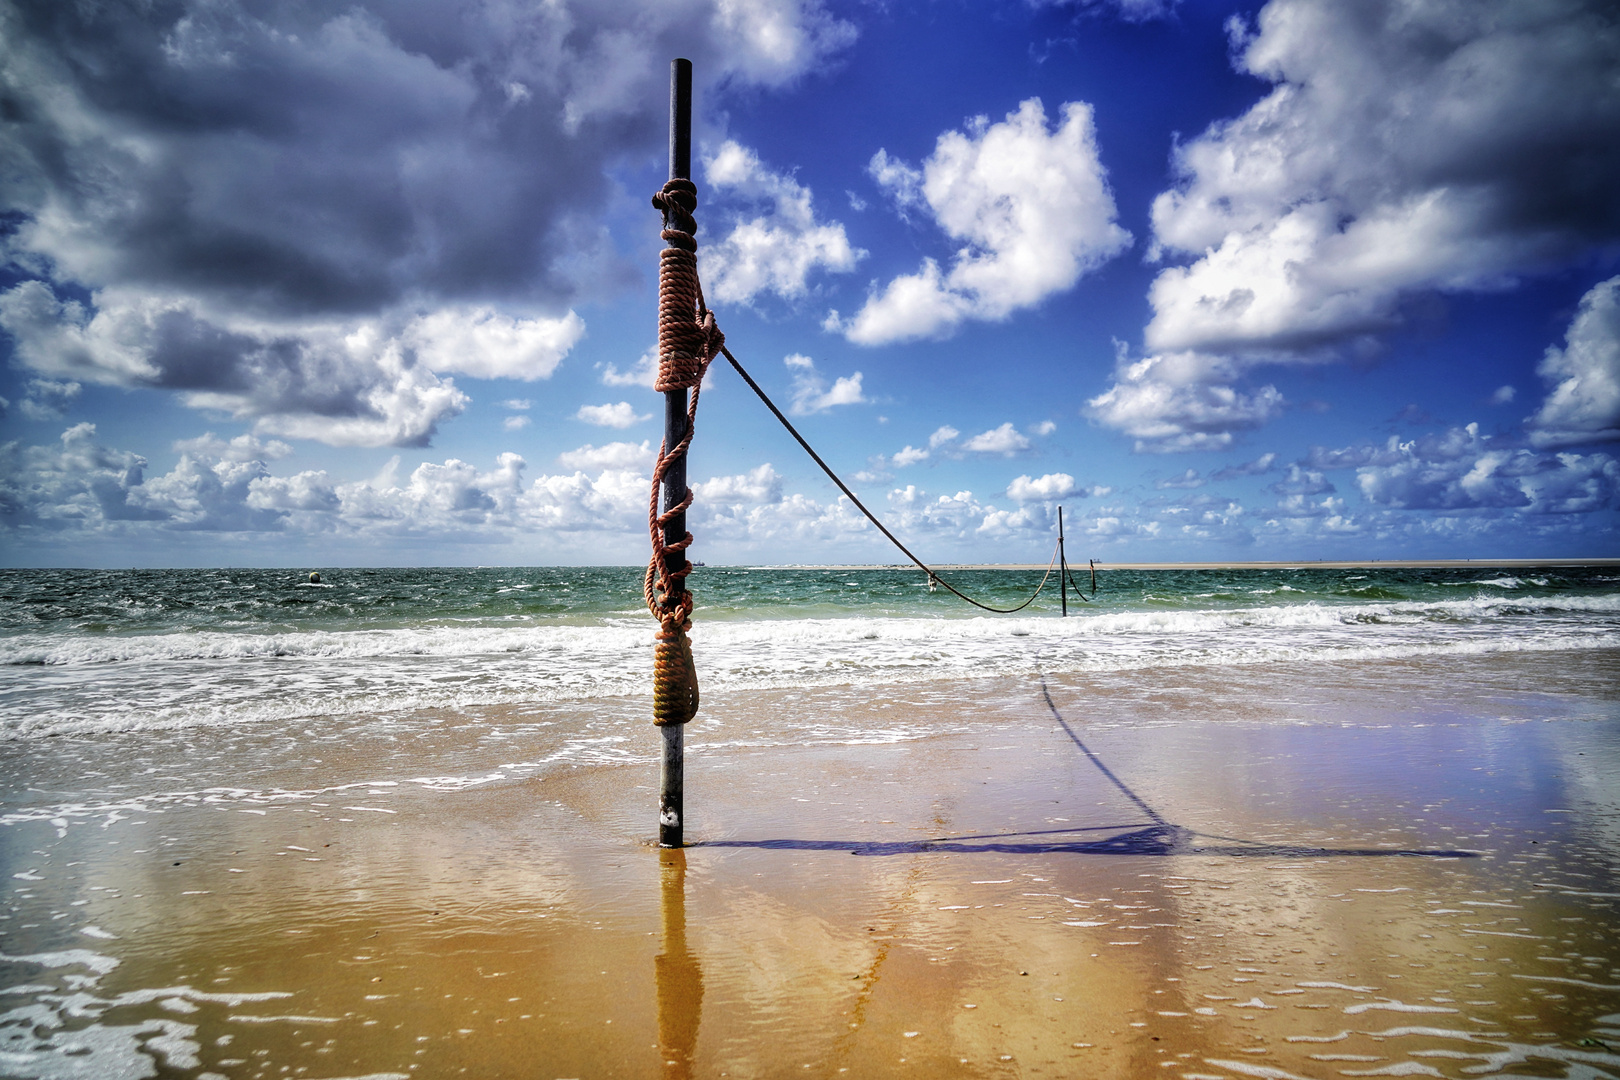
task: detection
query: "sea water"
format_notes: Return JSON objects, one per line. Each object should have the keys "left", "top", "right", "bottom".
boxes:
{"left": 2, "top": 564, "right": 1616, "bottom": 741}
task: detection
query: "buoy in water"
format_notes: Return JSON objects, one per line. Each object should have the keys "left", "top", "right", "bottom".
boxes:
{"left": 308, "top": 571, "right": 322, "bottom": 584}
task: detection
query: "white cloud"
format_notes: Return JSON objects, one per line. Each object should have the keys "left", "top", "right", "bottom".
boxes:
{"left": 1310, "top": 423, "right": 1620, "bottom": 515}
{"left": 406, "top": 307, "right": 585, "bottom": 380}
{"left": 846, "top": 98, "right": 1131, "bottom": 345}
{"left": 576, "top": 401, "right": 652, "bottom": 429}
{"left": 17, "top": 378, "right": 82, "bottom": 421}
{"left": 891, "top": 445, "right": 929, "bottom": 467}
{"left": 555, "top": 440, "right": 654, "bottom": 472}
{"left": 1086, "top": 349, "right": 1285, "bottom": 452}
{"left": 784, "top": 354, "right": 866, "bottom": 415}
{"left": 701, "top": 141, "right": 864, "bottom": 305}
{"left": 693, "top": 463, "right": 783, "bottom": 504}
{"left": 710, "top": 0, "right": 858, "bottom": 87}
{"left": 1006, "top": 472, "right": 1077, "bottom": 502}
{"left": 1211, "top": 451, "right": 1278, "bottom": 480}
{"left": 601, "top": 347, "right": 659, "bottom": 389}
{"left": 1491, "top": 385, "right": 1517, "bottom": 405}
{"left": 0, "top": 283, "right": 469, "bottom": 448}
{"left": 1156, "top": 469, "right": 1204, "bottom": 490}
{"left": 501, "top": 399, "right": 532, "bottom": 411}
{"left": 1527, "top": 275, "right": 1620, "bottom": 447}
{"left": 1145, "top": 0, "right": 1620, "bottom": 356}
{"left": 172, "top": 432, "right": 293, "bottom": 463}
{"left": 503, "top": 415, "right": 531, "bottom": 431}
{"left": 1028, "top": 420, "right": 1056, "bottom": 437}
{"left": 928, "top": 425, "right": 960, "bottom": 449}
{"left": 962, "top": 422, "right": 1032, "bottom": 456}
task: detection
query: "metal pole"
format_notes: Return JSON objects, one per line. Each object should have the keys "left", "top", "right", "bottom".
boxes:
{"left": 1090, "top": 558, "right": 1096, "bottom": 595}
{"left": 1058, "top": 506, "right": 1068, "bottom": 617}
{"left": 658, "top": 58, "right": 693, "bottom": 849}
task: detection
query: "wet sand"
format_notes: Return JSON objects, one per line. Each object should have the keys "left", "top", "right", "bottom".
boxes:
{"left": 2, "top": 649, "right": 1618, "bottom": 1079}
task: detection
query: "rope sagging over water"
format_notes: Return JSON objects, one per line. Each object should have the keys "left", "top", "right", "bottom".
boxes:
{"left": 719, "top": 345, "right": 1071, "bottom": 615}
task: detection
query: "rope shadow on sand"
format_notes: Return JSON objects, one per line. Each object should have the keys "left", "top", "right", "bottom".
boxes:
{"left": 690, "top": 675, "right": 1478, "bottom": 861}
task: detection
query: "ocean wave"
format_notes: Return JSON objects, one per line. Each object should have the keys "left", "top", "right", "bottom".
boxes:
{"left": 2, "top": 592, "right": 1617, "bottom": 667}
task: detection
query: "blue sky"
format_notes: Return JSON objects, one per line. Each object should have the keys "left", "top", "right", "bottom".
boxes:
{"left": 2, "top": 0, "right": 1618, "bottom": 567}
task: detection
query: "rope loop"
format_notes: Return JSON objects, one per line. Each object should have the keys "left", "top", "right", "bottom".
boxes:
{"left": 645, "top": 176, "right": 725, "bottom": 725}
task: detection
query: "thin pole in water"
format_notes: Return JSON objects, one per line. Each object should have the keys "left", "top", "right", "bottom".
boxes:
{"left": 658, "top": 58, "right": 693, "bottom": 849}
{"left": 1058, "top": 505, "right": 1068, "bottom": 618}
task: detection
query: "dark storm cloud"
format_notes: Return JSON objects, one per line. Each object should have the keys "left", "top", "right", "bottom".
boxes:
{"left": 1, "top": 0, "right": 833, "bottom": 315}
{"left": 0, "top": 0, "right": 855, "bottom": 444}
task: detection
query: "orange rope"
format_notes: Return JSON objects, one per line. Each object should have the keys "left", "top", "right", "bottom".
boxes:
{"left": 645, "top": 178, "right": 724, "bottom": 726}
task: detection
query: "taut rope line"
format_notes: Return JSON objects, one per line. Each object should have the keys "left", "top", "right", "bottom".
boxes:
{"left": 645, "top": 177, "right": 725, "bottom": 727}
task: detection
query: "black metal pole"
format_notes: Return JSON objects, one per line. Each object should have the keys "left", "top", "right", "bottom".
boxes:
{"left": 1058, "top": 506, "right": 1068, "bottom": 617}
{"left": 658, "top": 58, "right": 693, "bottom": 849}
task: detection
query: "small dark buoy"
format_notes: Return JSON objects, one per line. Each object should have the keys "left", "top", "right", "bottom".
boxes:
{"left": 308, "top": 571, "right": 321, "bottom": 584}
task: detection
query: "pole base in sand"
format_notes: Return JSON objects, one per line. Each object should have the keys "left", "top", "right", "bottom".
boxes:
{"left": 659, "top": 724, "right": 684, "bottom": 848}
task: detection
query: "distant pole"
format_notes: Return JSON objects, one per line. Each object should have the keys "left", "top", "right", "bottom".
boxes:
{"left": 1090, "top": 558, "right": 1096, "bottom": 595}
{"left": 1058, "top": 506, "right": 1068, "bottom": 617}
{"left": 658, "top": 58, "right": 693, "bottom": 849}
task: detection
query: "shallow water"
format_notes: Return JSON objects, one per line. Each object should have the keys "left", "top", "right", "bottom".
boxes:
{"left": 1, "top": 645, "right": 1617, "bottom": 1079}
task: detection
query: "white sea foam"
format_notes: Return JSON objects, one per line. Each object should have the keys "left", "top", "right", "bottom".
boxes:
{"left": 1, "top": 591, "right": 1615, "bottom": 739}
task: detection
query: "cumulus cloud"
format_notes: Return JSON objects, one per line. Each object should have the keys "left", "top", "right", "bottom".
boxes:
{"left": 576, "top": 402, "right": 652, "bottom": 429}
{"left": 504, "top": 416, "right": 531, "bottom": 431}
{"left": 1086, "top": 349, "right": 1285, "bottom": 452}
{"left": 928, "top": 425, "right": 960, "bottom": 449}
{"left": 600, "top": 347, "right": 660, "bottom": 390}
{"left": 406, "top": 308, "right": 585, "bottom": 381}
{"left": 172, "top": 432, "right": 293, "bottom": 463}
{"left": 16, "top": 378, "right": 81, "bottom": 421}
{"left": 1527, "top": 275, "right": 1620, "bottom": 447}
{"left": 556, "top": 441, "right": 656, "bottom": 473}
{"left": 0, "top": 0, "right": 855, "bottom": 443}
{"left": 891, "top": 445, "right": 929, "bottom": 467}
{"left": 784, "top": 354, "right": 866, "bottom": 415}
{"left": 962, "top": 423, "right": 1032, "bottom": 456}
{"left": 1006, "top": 473, "right": 1077, "bottom": 502}
{"left": 1312, "top": 423, "right": 1619, "bottom": 515}
{"left": 693, "top": 463, "right": 783, "bottom": 504}
{"left": 1269, "top": 464, "right": 1334, "bottom": 497}
{"left": 1211, "top": 452, "right": 1278, "bottom": 480}
{"left": 1146, "top": 0, "right": 1620, "bottom": 356}
{"left": 0, "top": 282, "right": 469, "bottom": 447}
{"left": 843, "top": 98, "right": 1130, "bottom": 345}
{"left": 1156, "top": 468, "right": 1204, "bottom": 490}
{"left": 1, "top": 425, "right": 847, "bottom": 547}
{"left": 701, "top": 141, "right": 864, "bottom": 305}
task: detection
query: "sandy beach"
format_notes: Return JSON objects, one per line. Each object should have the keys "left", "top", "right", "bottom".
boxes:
{"left": 3, "top": 644, "right": 1617, "bottom": 1079}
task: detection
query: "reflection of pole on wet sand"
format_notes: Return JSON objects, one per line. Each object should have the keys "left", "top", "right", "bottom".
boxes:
{"left": 657, "top": 848, "right": 703, "bottom": 1078}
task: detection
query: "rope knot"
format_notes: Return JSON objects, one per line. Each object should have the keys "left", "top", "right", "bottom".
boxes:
{"left": 645, "top": 175, "right": 724, "bottom": 727}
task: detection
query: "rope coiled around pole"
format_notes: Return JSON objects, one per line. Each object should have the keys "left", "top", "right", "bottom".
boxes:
{"left": 646, "top": 178, "right": 725, "bottom": 727}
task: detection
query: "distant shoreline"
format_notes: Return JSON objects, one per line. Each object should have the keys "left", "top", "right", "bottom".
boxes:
{"left": 763, "top": 557, "right": 1620, "bottom": 571}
